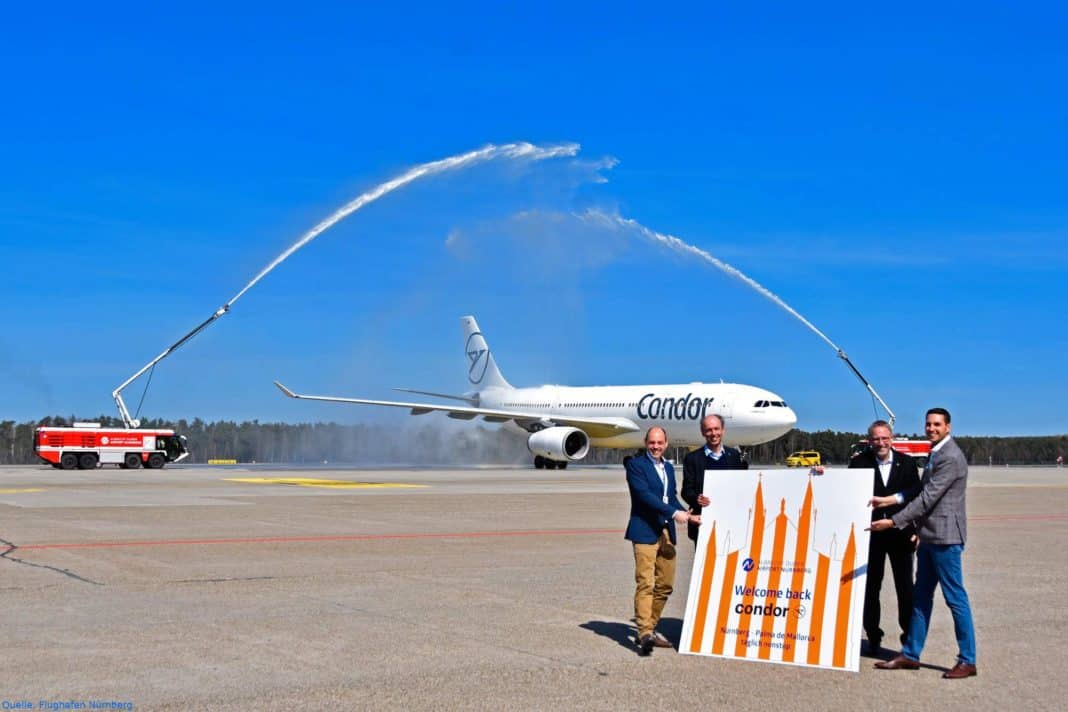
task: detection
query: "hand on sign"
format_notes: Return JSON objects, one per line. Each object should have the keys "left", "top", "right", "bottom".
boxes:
{"left": 866, "top": 519, "right": 894, "bottom": 532}
{"left": 697, "top": 494, "right": 710, "bottom": 507}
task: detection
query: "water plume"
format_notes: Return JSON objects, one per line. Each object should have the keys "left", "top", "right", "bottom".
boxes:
{"left": 112, "top": 141, "right": 578, "bottom": 427}
{"left": 227, "top": 141, "right": 580, "bottom": 307}
{"left": 578, "top": 208, "right": 898, "bottom": 423}
{"left": 578, "top": 208, "right": 841, "bottom": 351}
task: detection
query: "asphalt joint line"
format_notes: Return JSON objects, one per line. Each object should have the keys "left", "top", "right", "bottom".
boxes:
{"left": 0, "top": 536, "right": 104, "bottom": 586}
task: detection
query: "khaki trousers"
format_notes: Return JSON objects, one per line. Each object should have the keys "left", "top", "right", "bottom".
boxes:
{"left": 632, "top": 528, "right": 677, "bottom": 639}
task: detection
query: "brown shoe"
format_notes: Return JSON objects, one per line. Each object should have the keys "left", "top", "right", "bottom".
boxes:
{"left": 875, "top": 654, "right": 920, "bottom": 670}
{"left": 652, "top": 632, "right": 673, "bottom": 648}
{"left": 943, "top": 662, "right": 977, "bottom": 679}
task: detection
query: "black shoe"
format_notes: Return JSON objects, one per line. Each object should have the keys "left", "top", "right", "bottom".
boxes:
{"left": 638, "top": 634, "right": 655, "bottom": 656}
{"left": 863, "top": 637, "right": 882, "bottom": 655}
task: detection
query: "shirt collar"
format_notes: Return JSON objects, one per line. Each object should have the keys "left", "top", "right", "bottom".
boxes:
{"left": 876, "top": 450, "right": 894, "bottom": 466}
{"left": 704, "top": 444, "right": 724, "bottom": 458}
{"left": 646, "top": 451, "right": 664, "bottom": 466}
{"left": 932, "top": 435, "right": 952, "bottom": 453}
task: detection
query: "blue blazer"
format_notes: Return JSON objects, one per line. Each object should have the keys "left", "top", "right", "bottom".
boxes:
{"left": 625, "top": 454, "right": 684, "bottom": 545}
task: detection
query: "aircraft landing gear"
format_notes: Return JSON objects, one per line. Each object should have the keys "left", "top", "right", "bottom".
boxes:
{"left": 533, "top": 456, "right": 568, "bottom": 470}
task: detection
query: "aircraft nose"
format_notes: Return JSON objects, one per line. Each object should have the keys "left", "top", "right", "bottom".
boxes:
{"left": 782, "top": 406, "right": 798, "bottom": 430}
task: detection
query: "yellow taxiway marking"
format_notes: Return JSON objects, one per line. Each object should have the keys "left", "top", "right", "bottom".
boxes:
{"left": 224, "top": 477, "right": 426, "bottom": 489}
{"left": 0, "top": 488, "right": 44, "bottom": 494}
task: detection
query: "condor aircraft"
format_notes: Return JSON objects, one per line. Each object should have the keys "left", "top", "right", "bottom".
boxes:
{"left": 275, "top": 316, "right": 797, "bottom": 468}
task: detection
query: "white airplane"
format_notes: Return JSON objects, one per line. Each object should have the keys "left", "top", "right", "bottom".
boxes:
{"left": 275, "top": 316, "right": 797, "bottom": 469}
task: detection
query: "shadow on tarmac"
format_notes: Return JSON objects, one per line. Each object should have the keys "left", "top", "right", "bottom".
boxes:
{"left": 579, "top": 621, "right": 635, "bottom": 651}
{"left": 579, "top": 617, "right": 684, "bottom": 654}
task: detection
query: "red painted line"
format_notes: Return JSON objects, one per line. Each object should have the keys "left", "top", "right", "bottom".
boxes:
{"left": 15, "top": 528, "right": 626, "bottom": 551}
{"left": 13, "top": 514, "right": 1063, "bottom": 552}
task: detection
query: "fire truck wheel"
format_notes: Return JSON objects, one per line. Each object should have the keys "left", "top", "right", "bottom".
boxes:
{"left": 78, "top": 453, "right": 98, "bottom": 470}
{"left": 147, "top": 453, "right": 166, "bottom": 469}
{"left": 60, "top": 453, "right": 78, "bottom": 470}
{"left": 124, "top": 453, "right": 142, "bottom": 469}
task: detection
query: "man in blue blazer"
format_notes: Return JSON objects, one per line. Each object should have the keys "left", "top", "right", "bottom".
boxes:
{"left": 625, "top": 426, "right": 700, "bottom": 655}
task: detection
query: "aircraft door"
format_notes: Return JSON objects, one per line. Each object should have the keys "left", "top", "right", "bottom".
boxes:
{"left": 718, "top": 390, "right": 734, "bottom": 422}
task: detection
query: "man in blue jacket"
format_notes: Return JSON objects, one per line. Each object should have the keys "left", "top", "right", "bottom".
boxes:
{"left": 625, "top": 426, "right": 700, "bottom": 655}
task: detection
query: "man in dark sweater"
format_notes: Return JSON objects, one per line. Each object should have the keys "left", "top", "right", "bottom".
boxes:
{"left": 850, "top": 419, "right": 921, "bottom": 654}
{"left": 681, "top": 414, "right": 748, "bottom": 546}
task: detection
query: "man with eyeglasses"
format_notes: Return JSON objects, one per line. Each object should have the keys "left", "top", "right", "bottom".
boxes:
{"left": 850, "top": 419, "right": 920, "bottom": 655}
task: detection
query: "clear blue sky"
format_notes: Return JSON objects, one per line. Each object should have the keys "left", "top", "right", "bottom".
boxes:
{"left": 2, "top": 3, "right": 1066, "bottom": 436}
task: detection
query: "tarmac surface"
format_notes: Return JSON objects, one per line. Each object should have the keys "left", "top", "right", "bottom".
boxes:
{"left": 2, "top": 463, "right": 1066, "bottom": 711}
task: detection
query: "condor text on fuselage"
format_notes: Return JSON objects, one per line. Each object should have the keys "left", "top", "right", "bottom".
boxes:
{"left": 476, "top": 383, "right": 796, "bottom": 449}
{"left": 275, "top": 316, "right": 797, "bottom": 468}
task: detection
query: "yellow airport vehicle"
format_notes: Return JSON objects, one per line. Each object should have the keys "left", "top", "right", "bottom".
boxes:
{"left": 785, "top": 450, "right": 821, "bottom": 467}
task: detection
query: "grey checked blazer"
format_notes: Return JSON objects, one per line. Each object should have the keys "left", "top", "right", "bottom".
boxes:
{"left": 891, "top": 437, "right": 968, "bottom": 545}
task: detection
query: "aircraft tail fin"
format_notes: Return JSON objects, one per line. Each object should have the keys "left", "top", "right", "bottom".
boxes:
{"left": 460, "top": 316, "right": 512, "bottom": 390}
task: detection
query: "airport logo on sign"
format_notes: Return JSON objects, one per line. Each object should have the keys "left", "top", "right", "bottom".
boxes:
{"left": 742, "top": 558, "right": 755, "bottom": 572}
{"left": 466, "top": 333, "right": 489, "bottom": 384}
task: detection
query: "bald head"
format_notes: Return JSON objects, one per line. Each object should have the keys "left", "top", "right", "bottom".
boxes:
{"left": 700, "top": 414, "right": 725, "bottom": 451}
{"left": 644, "top": 427, "right": 668, "bottom": 460}
{"left": 701, "top": 414, "right": 724, "bottom": 431}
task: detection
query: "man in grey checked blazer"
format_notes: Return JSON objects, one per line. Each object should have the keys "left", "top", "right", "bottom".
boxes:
{"left": 868, "top": 407, "right": 978, "bottom": 679}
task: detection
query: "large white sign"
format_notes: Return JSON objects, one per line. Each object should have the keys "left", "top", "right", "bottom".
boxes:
{"left": 679, "top": 468, "right": 871, "bottom": 672}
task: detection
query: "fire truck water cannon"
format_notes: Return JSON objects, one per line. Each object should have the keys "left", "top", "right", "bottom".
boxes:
{"left": 112, "top": 304, "right": 230, "bottom": 429}
{"left": 56, "top": 303, "right": 233, "bottom": 470}
{"left": 835, "top": 348, "right": 896, "bottom": 430}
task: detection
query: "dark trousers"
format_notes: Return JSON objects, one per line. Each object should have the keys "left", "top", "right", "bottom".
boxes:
{"left": 864, "top": 528, "right": 915, "bottom": 644}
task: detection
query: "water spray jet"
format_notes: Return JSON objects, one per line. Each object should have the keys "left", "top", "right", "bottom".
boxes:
{"left": 579, "top": 209, "right": 897, "bottom": 427}
{"left": 113, "top": 142, "right": 579, "bottom": 427}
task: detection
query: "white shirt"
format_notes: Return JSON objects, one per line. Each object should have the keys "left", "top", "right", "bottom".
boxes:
{"left": 647, "top": 452, "right": 669, "bottom": 504}
{"left": 704, "top": 445, "right": 724, "bottom": 460}
{"left": 876, "top": 451, "right": 893, "bottom": 488}
{"left": 931, "top": 435, "right": 952, "bottom": 454}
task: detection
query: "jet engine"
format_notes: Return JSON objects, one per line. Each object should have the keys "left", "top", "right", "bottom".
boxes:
{"left": 527, "top": 427, "right": 590, "bottom": 462}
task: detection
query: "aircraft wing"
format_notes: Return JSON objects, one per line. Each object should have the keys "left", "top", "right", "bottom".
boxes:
{"left": 274, "top": 381, "right": 640, "bottom": 438}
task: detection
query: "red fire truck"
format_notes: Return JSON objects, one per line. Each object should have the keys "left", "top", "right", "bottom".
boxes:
{"left": 851, "top": 438, "right": 932, "bottom": 467}
{"left": 34, "top": 423, "right": 189, "bottom": 470}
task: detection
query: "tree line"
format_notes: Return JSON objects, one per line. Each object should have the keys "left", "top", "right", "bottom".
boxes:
{"left": 3, "top": 416, "right": 1066, "bottom": 467}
